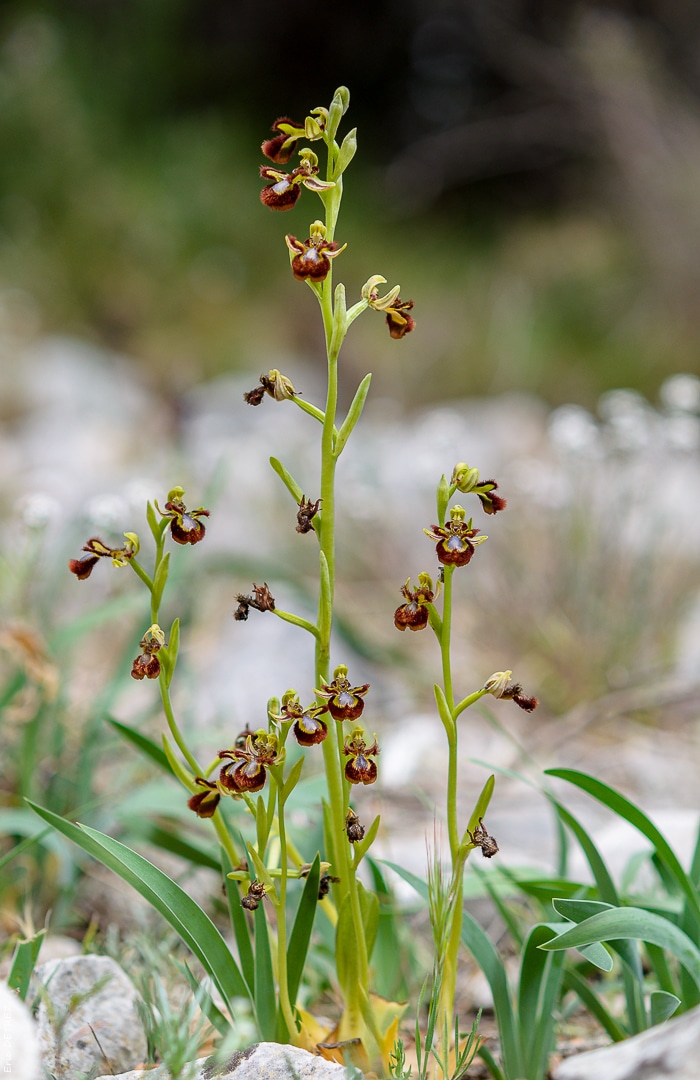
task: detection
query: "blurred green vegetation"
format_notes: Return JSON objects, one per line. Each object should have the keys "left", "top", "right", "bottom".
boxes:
{"left": 0, "top": 4, "right": 697, "bottom": 410}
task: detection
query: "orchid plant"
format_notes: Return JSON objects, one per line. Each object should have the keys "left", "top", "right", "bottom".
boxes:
{"left": 34, "top": 87, "right": 541, "bottom": 1079}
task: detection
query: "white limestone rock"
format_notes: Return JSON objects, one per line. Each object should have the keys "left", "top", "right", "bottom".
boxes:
{"left": 33, "top": 954, "right": 147, "bottom": 1078}
{"left": 95, "top": 1043, "right": 352, "bottom": 1080}
{"left": 0, "top": 980, "right": 41, "bottom": 1080}
{"left": 553, "top": 1002, "right": 700, "bottom": 1080}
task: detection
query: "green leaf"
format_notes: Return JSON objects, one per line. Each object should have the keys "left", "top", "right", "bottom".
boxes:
{"left": 286, "top": 854, "right": 320, "bottom": 1007}
{"left": 269, "top": 457, "right": 303, "bottom": 504}
{"left": 460, "top": 775, "right": 496, "bottom": 853}
{"left": 352, "top": 814, "right": 380, "bottom": 867}
{"left": 151, "top": 551, "right": 171, "bottom": 611}
{"left": 359, "top": 879, "right": 380, "bottom": 963}
{"left": 108, "top": 718, "right": 170, "bottom": 773}
{"left": 26, "top": 801, "right": 253, "bottom": 1021}
{"left": 329, "top": 282, "right": 347, "bottom": 360}
{"left": 436, "top": 474, "right": 450, "bottom": 524}
{"left": 246, "top": 844, "right": 275, "bottom": 898}
{"left": 650, "top": 990, "right": 681, "bottom": 1026}
{"left": 433, "top": 684, "right": 454, "bottom": 737}
{"left": 159, "top": 617, "right": 180, "bottom": 687}
{"left": 334, "top": 374, "right": 372, "bottom": 458}
{"left": 146, "top": 500, "right": 160, "bottom": 541}
{"left": 539, "top": 906, "right": 700, "bottom": 991}
{"left": 519, "top": 923, "right": 566, "bottom": 1077}
{"left": 334, "top": 127, "right": 357, "bottom": 178}
{"left": 546, "top": 769, "right": 700, "bottom": 930}
{"left": 282, "top": 757, "right": 305, "bottom": 802}
{"left": 8, "top": 929, "right": 46, "bottom": 1000}
{"left": 552, "top": 898, "right": 648, "bottom": 979}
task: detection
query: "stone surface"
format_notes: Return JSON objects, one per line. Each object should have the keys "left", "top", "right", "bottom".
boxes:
{"left": 0, "top": 980, "right": 41, "bottom": 1080}
{"left": 553, "top": 1002, "right": 700, "bottom": 1079}
{"left": 34, "top": 954, "right": 147, "bottom": 1078}
{"left": 95, "top": 1044, "right": 352, "bottom": 1080}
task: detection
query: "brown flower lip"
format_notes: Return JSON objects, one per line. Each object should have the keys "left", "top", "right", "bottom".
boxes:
{"left": 187, "top": 778, "right": 220, "bottom": 819}
{"left": 385, "top": 298, "right": 415, "bottom": 339}
{"left": 261, "top": 117, "right": 304, "bottom": 164}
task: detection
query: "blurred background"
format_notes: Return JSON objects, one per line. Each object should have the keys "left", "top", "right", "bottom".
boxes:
{"left": 2, "top": 0, "right": 700, "bottom": 934}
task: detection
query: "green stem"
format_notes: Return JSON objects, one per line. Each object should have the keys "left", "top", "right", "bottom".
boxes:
{"left": 273, "top": 609, "right": 320, "bottom": 639}
{"left": 159, "top": 675, "right": 201, "bottom": 776}
{"left": 453, "top": 688, "right": 488, "bottom": 720}
{"left": 275, "top": 785, "right": 297, "bottom": 1040}
{"left": 129, "top": 557, "right": 153, "bottom": 592}
{"left": 212, "top": 808, "right": 239, "bottom": 867}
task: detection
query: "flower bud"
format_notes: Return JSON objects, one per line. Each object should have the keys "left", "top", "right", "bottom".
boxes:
{"left": 451, "top": 464, "right": 480, "bottom": 493}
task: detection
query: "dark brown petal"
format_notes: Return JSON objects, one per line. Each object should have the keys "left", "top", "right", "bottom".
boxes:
{"left": 262, "top": 134, "right": 298, "bottom": 164}
{"left": 293, "top": 716, "right": 328, "bottom": 746}
{"left": 436, "top": 538, "right": 474, "bottom": 566}
{"left": 394, "top": 602, "right": 429, "bottom": 631}
{"left": 220, "top": 760, "right": 267, "bottom": 793}
{"left": 170, "top": 516, "right": 206, "bottom": 545}
{"left": 512, "top": 691, "right": 539, "bottom": 712}
{"left": 131, "top": 654, "right": 161, "bottom": 680}
{"left": 260, "top": 182, "right": 301, "bottom": 211}
{"left": 69, "top": 555, "right": 99, "bottom": 580}
{"left": 291, "top": 250, "right": 331, "bottom": 282}
{"left": 187, "top": 787, "right": 221, "bottom": 818}
{"left": 345, "top": 755, "right": 378, "bottom": 785}
{"left": 327, "top": 695, "right": 364, "bottom": 721}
